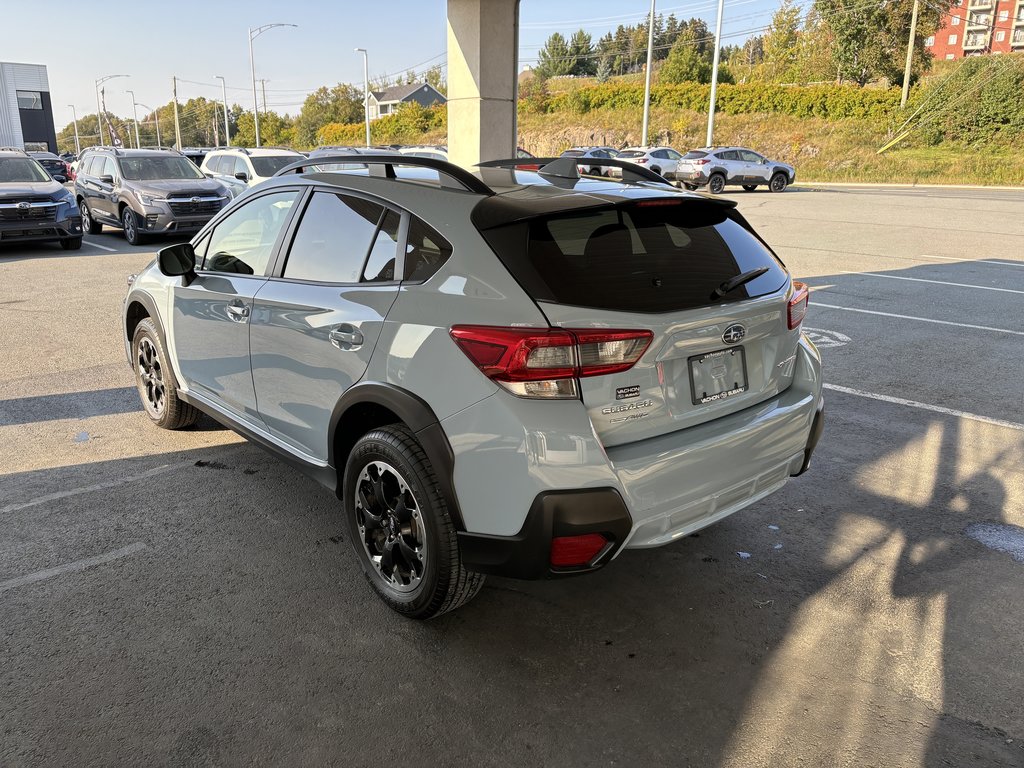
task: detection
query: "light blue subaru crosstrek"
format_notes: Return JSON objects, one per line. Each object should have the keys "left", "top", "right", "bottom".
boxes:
{"left": 122, "top": 154, "right": 824, "bottom": 619}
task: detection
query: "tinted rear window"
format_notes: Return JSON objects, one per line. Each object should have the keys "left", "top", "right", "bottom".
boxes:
{"left": 617, "top": 150, "right": 644, "bottom": 158}
{"left": 682, "top": 151, "right": 707, "bottom": 159}
{"left": 479, "top": 202, "right": 787, "bottom": 313}
{"left": 251, "top": 155, "right": 300, "bottom": 177}
{"left": 560, "top": 150, "right": 585, "bottom": 157}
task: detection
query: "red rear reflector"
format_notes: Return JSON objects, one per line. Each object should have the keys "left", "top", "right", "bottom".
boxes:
{"left": 788, "top": 281, "right": 809, "bottom": 330}
{"left": 550, "top": 534, "right": 607, "bottom": 567}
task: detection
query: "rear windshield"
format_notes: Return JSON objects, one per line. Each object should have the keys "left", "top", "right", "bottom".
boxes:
{"left": 682, "top": 151, "right": 708, "bottom": 159}
{"left": 560, "top": 150, "right": 585, "bottom": 157}
{"left": 120, "top": 157, "right": 205, "bottom": 180}
{"left": 251, "top": 155, "right": 301, "bottom": 176}
{"left": 617, "top": 150, "right": 644, "bottom": 158}
{"left": 479, "top": 202, "right": 787, "bottom": 313}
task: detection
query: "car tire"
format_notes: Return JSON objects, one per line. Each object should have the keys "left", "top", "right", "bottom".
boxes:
{"left": 80, "top": 200, "right": 102, "bottom": 235}
{"left": 708, "top": 173, "right": 726, "bottom": 194}
{"left": 60, "top": 236, "right": 83, "bottom": 250}
{"left": 742, "top": 185, "right": 758, "bottom": 192}
{"left": 344, "top": 425, "right": 485, "bottom": 620}
{"left": 131, "top": 318, "right": 199, "bottom": 430}
{"left": 769, "top": 172, "right": 788, "bottom": 193}
{"left": 683, "top": 183, "right": 698, "bottom": 191}
{"left": 122, "top": 207, "right": 146, "bottom": 245}
{"left": 650, "top": 166, "right": 662, "bottom": 176}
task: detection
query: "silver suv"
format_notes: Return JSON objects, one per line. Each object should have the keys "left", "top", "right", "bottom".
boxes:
{"left": 675, "top": 147, "right": 796, "bottom": 194}
{"left": 200, "top": 147, "right": 305, "bottom": 198}
{"left": 122, "top": 155, "right": 824, "bottom": 619}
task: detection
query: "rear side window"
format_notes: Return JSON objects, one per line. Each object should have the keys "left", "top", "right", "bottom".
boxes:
{"left": 404, "top": 217, "right": 452, "bottom": 282}
{"left": 479, "top": 202, "right": 787, "bottom": 313}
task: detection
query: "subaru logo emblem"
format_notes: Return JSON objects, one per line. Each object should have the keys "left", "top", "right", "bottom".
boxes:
{"left": 16, "top": 202, "right": 30, "bottom": 211}
{"left": 190, "top": 196, "right": 200, "bottom": 204}
{"left": 722, "top": 324, "right": 746, "bottom": 344}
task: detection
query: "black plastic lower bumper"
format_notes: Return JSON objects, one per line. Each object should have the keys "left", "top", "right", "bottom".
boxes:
{"left": 458, "top": 487, "right": 633, "bottom": 580}
{"left": 793, "top": 399, "right": 825, "bottom": 476}
{"left": 0, "top": 215, "right": 82, "bottom": 243}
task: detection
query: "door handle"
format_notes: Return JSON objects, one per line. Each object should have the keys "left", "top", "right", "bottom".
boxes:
{"left": 329, "top": 324, "right": 364, "bottom": 350}
{"left": 226, "top": 301, "right": 250, "bottom": 322}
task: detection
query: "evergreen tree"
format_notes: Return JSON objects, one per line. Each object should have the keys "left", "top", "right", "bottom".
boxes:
{"left": 659, "top": 27, "right": 712, "bottom": 84}
{"left": 569, "top": 29, "right": 596, "bottom": 76}
{"left": 536, "top": 32, "right": 575, "bottom": 77}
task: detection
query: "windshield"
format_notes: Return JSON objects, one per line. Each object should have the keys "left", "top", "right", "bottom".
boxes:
{"left": 119, "top": 157, "right": 205, "bottom": 181}
{"left": 618, "top": 150, "right": 645, "bottom": 158}
{"left": 0, "top": 157, "right": 52, "bottom": 183}
{"left": 251, "top": 156, "right": 300, "bottom": 177}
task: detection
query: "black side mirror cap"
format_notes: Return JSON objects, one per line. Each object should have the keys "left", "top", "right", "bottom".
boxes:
{"left": 234, "top": 172, "right": 249, "bottom": 182}
{"left": 157, "top": 242, "right": 197, "bottom": 285}
{"left": 53, "top": 175, "right": 67, "bottom": 184}
{"left": 99, "top": 174, "right": 114, "bottom": 184}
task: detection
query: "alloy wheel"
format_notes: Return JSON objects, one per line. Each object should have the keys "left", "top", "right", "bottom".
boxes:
{"left": 81, "top": 203, "right": 91, "bottom": 231}
{"left": 123, "top": 210, "right": 136, "bottom": 242}
{"left": 710, "top": 175, "right": 725, "bottom": 194}
{"left": 355, "top": 460, "right": 427, "bottom": 593}
{"left": 137, "top": 337, "right": 165, "bottom": 416}
{"left": 771, "top": 174, "right": 787, "bottom": 192}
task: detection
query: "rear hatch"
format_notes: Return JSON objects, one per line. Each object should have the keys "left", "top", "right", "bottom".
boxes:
{"left": 477, "top": 197, "right": 802, "bottom": 448}
{"left": 675, "top": 150, "right": 710, "bottom": 178}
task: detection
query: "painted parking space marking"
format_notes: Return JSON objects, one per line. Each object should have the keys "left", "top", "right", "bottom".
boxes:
{"left": 823, "top": 383, "right": 1024, "bottom": 433}
{"left": 842, "top": 270, "right": 1024, "bottom": 296}
{"left": 920, "top": 253, "right": 1024, "bottom": 269}
{"left": 81, "top": 240, "right": 118, "bottom": 252}
{"left": 0, "top": 542, "right": 147, "bottom": 594}
{"left": 780, "top": 244, "right": 1024, "bottom": 270}
{"left": 802, "top": 327, "right": 850, "bottom": 348}
{"left": 811, "top": 301, "right": 1024, "bottom": 337}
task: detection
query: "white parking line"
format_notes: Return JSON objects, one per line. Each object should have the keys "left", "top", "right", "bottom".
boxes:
{"left": 843, "top": 270, "right": 1024, "bottom": 295}
{"left": 920, "top": 253, "right": 1024, "bottom": 269}
{"left": 1, "top": 463, "right": 186, "bottom": 514}
{"left": 81, "top": 240, "right": 118, "bottom": 252}
{"left": 823, "top": 384, "right": 1024, "bottom": 433}
{"left": 812, "top": 301, "right": 1024, "bottom": 337}
{"left": 0, "top": 542, "right": 147, "bottom": 593}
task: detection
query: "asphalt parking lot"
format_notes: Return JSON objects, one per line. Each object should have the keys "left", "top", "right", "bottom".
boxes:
{"left": 2, "top": 184, "right": 1023, "bottom": 767}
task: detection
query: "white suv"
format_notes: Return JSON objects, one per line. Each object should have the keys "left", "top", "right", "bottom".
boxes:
{"left": 614, "top": 147, "right": 685, "bottom": 180}
{"left": 200, "top": 147, "right": 304, "bottom": 197}
{"left": 122, "top": 154, "right": 824, "bottom": 619}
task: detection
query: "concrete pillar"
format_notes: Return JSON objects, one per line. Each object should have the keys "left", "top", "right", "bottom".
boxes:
{"left": 446, "top": 0, "right": 520, "bottom": 168}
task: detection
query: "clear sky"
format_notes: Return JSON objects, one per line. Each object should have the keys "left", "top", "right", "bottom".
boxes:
{"left": 0, "top": 0, "right": 779, "bottom": 129}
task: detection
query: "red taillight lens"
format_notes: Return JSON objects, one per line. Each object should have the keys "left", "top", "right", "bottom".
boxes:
{"left": 695, "top": 159, "right": 710, "bottom": 166}
{"left": 635, "top": 158, "right": 649, "bottom": 163}
{"left": 788, "top": 281, "right": 809, "bottom": 330}
{"left": 449, "top": 326, "right": 653, "bottom": 399}
{"left": 551, "top": 533, "right": 607, "bottom": 567}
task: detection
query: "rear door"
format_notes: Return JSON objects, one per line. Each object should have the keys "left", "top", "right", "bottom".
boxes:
{"left": 248, "top": 190, "right": 403, "bottom": 461}
{"left": 479, "top": 199, "right": 798, "bottom": 449}
{"left": 171, "top": 188, "right": 301, "bottom": 422}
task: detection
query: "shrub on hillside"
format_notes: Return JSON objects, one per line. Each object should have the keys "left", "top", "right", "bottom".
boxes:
{"left": 317, "top": 103, "right": 447, "bottom": 146}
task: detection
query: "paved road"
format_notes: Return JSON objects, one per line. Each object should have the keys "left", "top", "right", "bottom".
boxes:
{"left": 1, "top": 188, "right": 1022, "bottom": 767}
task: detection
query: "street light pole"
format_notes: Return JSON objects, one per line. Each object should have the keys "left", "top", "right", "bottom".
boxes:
{"left": 126, "top": 90, "right": 140, "bottom": 148}
{"left": 214, "top": 75, "right": 230, "bottom": 146}
{"left": 138, "top": 103, "right": 161, "bottom": 147}
{"left": 355, "top": 48, "right": 370, "bottom": 147}
{"left": 641, "top": 0, "right": 656, "bottom": 147}
{"left": 249, "top": 23, "right": 297, "bottom": 147}
{"left": 94, "top": 74, "right": 129, "bottom": 146}
{"left": 67, "top": 105, "right": 80, "bottom": 155}
{"left": 705, "top": 0, "right": 726, "bottom": 147}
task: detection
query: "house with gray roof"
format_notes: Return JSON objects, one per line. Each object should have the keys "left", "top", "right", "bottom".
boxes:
{"left": 367, "top": 82, "right": 446, "bottom": 120}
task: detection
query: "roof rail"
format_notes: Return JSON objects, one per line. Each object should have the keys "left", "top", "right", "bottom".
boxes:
{"left": 478, "top": 156, "right": 671, "bottom": 186}
{"left": 273, "top": 154, "right": 494, "bottom": 196}
{"left": 86, "top": 145, "right": 124, "bottom": 156}
{"left": 0, "top": 146, "right": 29, "bottom": 154}
{"left": 258, "top": 146, "right": 300, "bottom": 152}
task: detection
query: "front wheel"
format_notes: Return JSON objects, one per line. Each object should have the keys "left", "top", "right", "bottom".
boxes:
{"left": 80, "top": 200, "right": 102, "bottom": 234}
{"left": 769, "top": 173, "right": 788, "bottom": 193}
{"left": 122, "top": 207, "right": 145, "bottom": 245}
{"left": 344, "top": 425, "right": 484, "bottom": 619}
{"left": 708, "top": 173, "right": 726, "bottom": 194}
{"left": 132, "top": 318, "right": 199, "bottom": 430}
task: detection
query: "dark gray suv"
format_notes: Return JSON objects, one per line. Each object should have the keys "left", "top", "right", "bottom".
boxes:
{"left": 74, "top": 147, "right": 230, "bottom": 244}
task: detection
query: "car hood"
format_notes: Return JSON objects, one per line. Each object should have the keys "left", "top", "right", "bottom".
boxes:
{"left": 0, "top": 180, "right": 62, "bottom": 199}
{"left": 130, "top": 179, "right": 227, "bottom": 197}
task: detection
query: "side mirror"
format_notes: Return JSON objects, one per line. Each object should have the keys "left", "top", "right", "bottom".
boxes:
{"left": 53, "top": 175, "right": 67, "bottom": 184}
{"left": 99, "top": 174, "right": 114, "bottom": 184}
{"left": 158, "top": 242, "right": 197, "bottom": 285}
{"left": 234, "top": 172, "right": 249, "bottom": 182}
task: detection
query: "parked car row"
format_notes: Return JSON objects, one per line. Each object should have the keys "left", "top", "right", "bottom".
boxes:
{"left": 0, "top": 146, "right": 82, "bottom": 249}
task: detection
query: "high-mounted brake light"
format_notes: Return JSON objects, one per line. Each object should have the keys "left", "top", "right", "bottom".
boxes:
{"left": 788, "top": 281, "right": 809, "bottom": 330}
{"left": 636, "top": 199, "right": 683, "bottom": 207}
{"left": 450, "top": 326, "right": 653, "bottom": 399}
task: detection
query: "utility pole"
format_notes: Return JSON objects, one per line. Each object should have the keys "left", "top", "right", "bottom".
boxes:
{"left": 94, "top": 74, "right": 128, "bottom": 146}
{"left": 641, "top": 0, "right": 656, "bottom": 146}
{"left": 249, "top": 23, "right": 297, "bottom": 148}
{"left": 67, "top": 105, "right": 81, "bottom": 155}
{"left": 214, "top": 75, "right": 230, "bottom": 146}
{"left": 172, "top": 76, "right": 182, "bottom": 149}
{"left": 355, "top": 48, "right": 370, "bottom": 147}
{"left": 706, "top": 0, "right": 726, "bottom": 146}
{"left": 901, "top": 0, "right": 921, "bottom": 109}
{"left": 126, "top": 89, "right": 140, "bottom": 148}
{"left": 258, "top": 79, "right": 269, "bottom": 117}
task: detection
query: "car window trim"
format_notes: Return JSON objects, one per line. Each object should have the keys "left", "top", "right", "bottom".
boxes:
{"left": 267, "top": 187, "right": 408, "bottom": 287}
{"left": 194, "top": 185, "right": 306, "bottom": 277}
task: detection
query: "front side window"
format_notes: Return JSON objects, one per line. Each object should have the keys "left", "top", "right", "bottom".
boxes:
{"left": 741, "top": 150, "right": 764, "bottom": 163}
{"left": 250, "top": 155, "right": 299, "bottom": 177}
{"left": 283, "top": 192, "right": 388, "bottom": 284}
{"left": 666, "top": 149, "right": 683, "bottom": 160}
{"left": 16, "top": 91, "right": 42, "bottom": 110}
{"left": 119, "top": 156, "right": 205, "bottom": 181}
{"left": 203, "top": 190, "right": 300, "bottom": 275}
{"left": 100, "top": 157, "right": 118, "bottom": 179}
{"left": 234, "top": 157, "right": 250, "bottom": 178}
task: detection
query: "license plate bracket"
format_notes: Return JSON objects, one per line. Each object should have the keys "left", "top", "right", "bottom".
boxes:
{"left": 688, "top": 347, "right": 748, "bottom": 405}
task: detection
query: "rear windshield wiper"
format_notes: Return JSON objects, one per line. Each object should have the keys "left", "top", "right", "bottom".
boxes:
{"left": 710, "top": 266, "right": 770, "bottom": 301}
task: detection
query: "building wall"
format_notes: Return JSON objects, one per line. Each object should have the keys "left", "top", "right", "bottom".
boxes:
{"left": 926, "top": 0, "right": 1024, "bottom": 59}
{"left": 0, "top": 62, "right": 56, "bottom": 151}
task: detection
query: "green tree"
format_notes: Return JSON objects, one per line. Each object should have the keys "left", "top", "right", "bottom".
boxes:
{"left": 293, "top": 84, "right": 363, "bottom": 147}
{"left": 659, "top": 27, "right": 712, "bottom": 84}
{"left": 763, "top": 0, "right": 803, "bottom": 81}
{"left": 232, "top": 111, "right": 294, "bottom": 147}
{"left": 595, "top": 56, "right": 613, "bottom": 83}
{"left": 425, "top": 64, "right": 447, "bottom": 96}
{"left": 569, "top": 29, "right": 595, "bottom": 76}
{"left": 536, "top": 32, "right": 575, "bottom": 77}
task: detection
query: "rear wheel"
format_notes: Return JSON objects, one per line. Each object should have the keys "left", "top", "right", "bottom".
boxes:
{"left": 344, "top": 425, "right": 484, "bottom": 619}
{"left": 769, "top": 172, "right": 788, "bottom": 193}
{"left": 708, "top": 173, "right": 726, "bottom": 194}
{"left": 650, "top": 166, "right": 662, "bottom": 176}
{"left": 80, "top": 200, "right": 102, "bottom": 234}
{"left": 132, "top": 318, "right": 199, "bottom": 430}
{"left": 742, "top": 185, "right": 757, "bottom": 192}
{"left": 60, "top": 236, "right": 83, "bottom": 250}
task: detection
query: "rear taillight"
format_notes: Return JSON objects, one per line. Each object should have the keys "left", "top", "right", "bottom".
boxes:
{"left": 695, "top": 159, "right": 710, "bottom": 166}
{"left": 635, "top": 158, "right": 649, "bottom": 163}
{"left": 449, "top": 326, "right": 653, "bottom": 399}
{"left": 551, "top": 533, "right": 607, "bottom": 567}
{"left": 788, "top": 281, "right": 809, "bottom": 330}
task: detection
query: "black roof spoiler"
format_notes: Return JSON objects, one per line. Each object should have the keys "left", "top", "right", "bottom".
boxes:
{"left": 478, "top": 156, "right": 673, "bottom": 186}
{"left": 273, "top": 153, "right": 494, "bottom": 196}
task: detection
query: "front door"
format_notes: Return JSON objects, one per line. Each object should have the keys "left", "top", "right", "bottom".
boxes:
{"left": 171, "top": 188, "right": 301, "bottom": 422}
{"left": 250, "top": 190, "right": 403, "bottom": 461}
{"left": 740, "top": 150, "right": 770, "bottom": 184}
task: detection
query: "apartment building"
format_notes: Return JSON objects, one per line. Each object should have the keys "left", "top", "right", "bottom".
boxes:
{"left": 925, "top": 0, "right": 1024, "bottom": 59}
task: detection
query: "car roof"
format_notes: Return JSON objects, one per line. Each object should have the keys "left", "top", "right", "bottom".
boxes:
{"left": 82, "top": 148, "right": 182, "bottom": 159}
